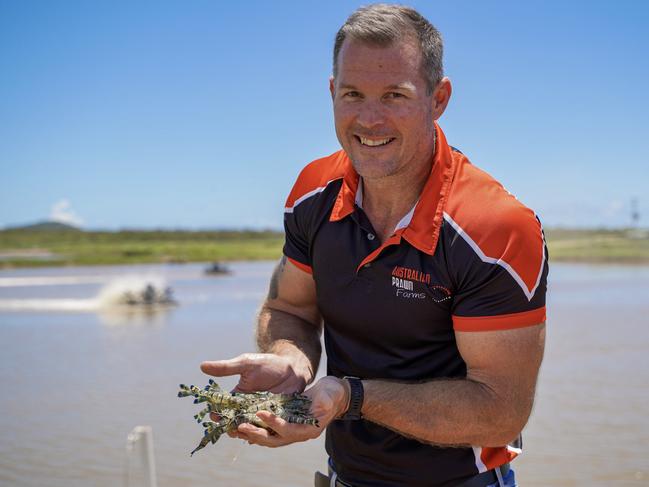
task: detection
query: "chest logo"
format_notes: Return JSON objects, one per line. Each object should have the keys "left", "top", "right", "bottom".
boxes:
{"left": 390, "top": 266, "right": 451, "bottom": 302}
{"left": 391, "top": 265, "right": 431, "bottom": 284}
{"left": 391, "top": 266, "right": 429, "bottom": 299}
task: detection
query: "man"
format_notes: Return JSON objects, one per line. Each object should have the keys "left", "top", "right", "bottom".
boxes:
{"left": 201, "top": 4, "right": 547, "bottom": 486}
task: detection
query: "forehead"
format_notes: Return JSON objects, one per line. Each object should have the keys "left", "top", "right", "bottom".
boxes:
{"left": 336, "top": 37, "right": 424, "bottom": 85}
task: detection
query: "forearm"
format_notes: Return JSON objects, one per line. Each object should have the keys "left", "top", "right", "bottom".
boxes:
{"left": 360, "top": 378, "right": 532, "bottom": 447}
{"left": 256, "top": 303, "right": 322, "bottom": 386}
{"left": 354, "top": 325, "right": 544, "bottom": 447}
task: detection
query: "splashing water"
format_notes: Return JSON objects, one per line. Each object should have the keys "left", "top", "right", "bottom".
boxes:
{"left": 96, "top": 275, "right": 175, "bottom": 307}
{"left": 0, "top": 275, "right": 177, "bottom": 313}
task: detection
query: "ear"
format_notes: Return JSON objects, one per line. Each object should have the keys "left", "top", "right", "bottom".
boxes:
{"left": 329, "top": 76, "right": 335, "bottom": 100}
{"left": 432, "top": 77, "right": 452, "bottom": 120}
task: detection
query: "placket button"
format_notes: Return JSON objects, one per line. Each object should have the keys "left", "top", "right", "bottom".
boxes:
{"left": 367, "top": 233, "right": 375, "bottom": 241}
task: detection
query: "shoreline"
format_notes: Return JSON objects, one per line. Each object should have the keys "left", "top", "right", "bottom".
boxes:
{"left": 2, "top": 253, "right": 649, "bottom": 270}
{"left": 1, "top": 228, "right": 648, "bottom": 269}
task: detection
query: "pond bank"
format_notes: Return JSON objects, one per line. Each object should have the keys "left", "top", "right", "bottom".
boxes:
{"left": 1, "top": 228, "right": 648, "bottom": 268}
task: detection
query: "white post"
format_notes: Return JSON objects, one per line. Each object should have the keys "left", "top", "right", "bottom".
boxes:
{"left": 125, "top": 425, "right": 158, "bottom": 487}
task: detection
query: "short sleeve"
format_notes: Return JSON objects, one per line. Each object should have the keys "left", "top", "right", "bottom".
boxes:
{"left": 280, "top": 150, "right": 350, "bottom": 275}
{"left": 283, "top": 208, "right": 312, "bottom": 274}
{"left": 448, "top": 215, "right": 548, "bottom": 331}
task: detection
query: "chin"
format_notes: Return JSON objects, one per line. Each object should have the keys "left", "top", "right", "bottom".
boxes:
{"left": 349, "top": 157, "right": 399, "bottom": 180}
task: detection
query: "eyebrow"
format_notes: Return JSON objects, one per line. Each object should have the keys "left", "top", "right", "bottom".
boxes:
{"left": 386, "top": 82, "right": 417, "bottom": 91}
{"left": 338, "top": 82, "right": 417, "bottom": 92}
{"left": 337, "top": 83, "right": 359, "bottom": 91}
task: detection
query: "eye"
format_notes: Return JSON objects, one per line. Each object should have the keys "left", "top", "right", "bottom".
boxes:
{"left": 343, "top": 91, "right": 361, "bottom": 99}
{"left": 385, "top": 92, "right": 405, "bottom": 99}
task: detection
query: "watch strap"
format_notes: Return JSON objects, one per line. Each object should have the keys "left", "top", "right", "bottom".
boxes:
{"left": 341, "top": 376, "right": 363, "bottom": 420}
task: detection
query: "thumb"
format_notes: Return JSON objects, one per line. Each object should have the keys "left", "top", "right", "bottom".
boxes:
{"left": 200, "top": 356, "right": 248, "bottom": 377}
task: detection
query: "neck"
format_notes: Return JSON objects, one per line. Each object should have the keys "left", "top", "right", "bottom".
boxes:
{"left": 361, "top": 137, "right": 436, "bottom": 241}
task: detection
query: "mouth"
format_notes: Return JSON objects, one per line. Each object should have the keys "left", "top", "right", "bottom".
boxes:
{"left": 355, "top": 135, "right": 395, "bottom": 147}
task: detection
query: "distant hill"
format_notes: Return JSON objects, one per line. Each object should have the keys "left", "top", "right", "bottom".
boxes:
{"left": 5, "top": 220, "right": 82, "bottom": 232}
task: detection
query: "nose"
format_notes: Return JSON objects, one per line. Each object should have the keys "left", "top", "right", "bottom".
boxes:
{"left": 355, "top": 100, "right": 385, "bottom": 129}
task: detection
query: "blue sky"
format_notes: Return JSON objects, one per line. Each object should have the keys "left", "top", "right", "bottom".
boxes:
{"left": 1, "top": 1, "right": 648, "bottom": 230}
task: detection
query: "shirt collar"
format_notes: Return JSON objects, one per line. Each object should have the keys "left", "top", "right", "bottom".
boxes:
{"left": 329, "top": 122, "right": 456, "bottom": 255}
{"left": 355, "top": 179, "right": 418, "bottom": 232}
{"left": 355, "top": 179, "right": 364, "bottom": 209}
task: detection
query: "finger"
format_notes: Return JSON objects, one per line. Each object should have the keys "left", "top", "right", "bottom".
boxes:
{"left": 200, "top": 356, "right": 247, "bottom": 377}
{"left": 256, "top": 411, "right": 316, "bottom": 437}
{"left": 237, "top": 423, "right": 268, "bottom": 437}
{"left": 237, "top": 424, "right": 275, "bottom": 445}
{"left": 232, "top": 430, "right": 250, "bottom": 441}
{"left": 255, "top": 411, "right": 287, "bottom": 432}
{"left": 237, "top": 423, "right": 284, "bottom": 448}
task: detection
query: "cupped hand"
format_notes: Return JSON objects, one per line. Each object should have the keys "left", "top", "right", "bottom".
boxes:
{"left": 234, "top": 376, "right": 348, "bottom": 448}
{"left": 200, "top": 353, "right": 309, "bottom": 394}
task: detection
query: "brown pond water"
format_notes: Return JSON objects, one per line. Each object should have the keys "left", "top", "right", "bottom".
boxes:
{"left": 0, "top": 262, "right": 647, "bottom": 486}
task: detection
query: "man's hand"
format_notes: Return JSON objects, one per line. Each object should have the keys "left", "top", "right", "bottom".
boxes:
{"left": 234, "top": 376, "right": 348, "bottom": 448}
{"left": 200, "top": 257, "right": 324, "bottom": 442}
{"left": 200, "top": 352, "right": 309, "bottom": 394}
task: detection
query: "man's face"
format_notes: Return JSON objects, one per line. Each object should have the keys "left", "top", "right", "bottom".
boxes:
{"left": 331, "top": 37, "right": 438, "bottom": 182}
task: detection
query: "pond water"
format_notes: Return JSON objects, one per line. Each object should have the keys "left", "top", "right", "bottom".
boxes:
{"left": 0, "top": 261, "right": 647, "bottom": 486}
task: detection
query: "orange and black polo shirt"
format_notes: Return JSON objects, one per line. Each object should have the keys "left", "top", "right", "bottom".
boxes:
{"left": 283, "top": 123, "right": 548, "bottom": 487}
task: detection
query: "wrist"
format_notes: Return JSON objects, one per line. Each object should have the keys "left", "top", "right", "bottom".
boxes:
{"left": 267, "top": 344, "right": 314, "bottom": 385}
{"left": 289, "top": 351, "right": 315, "bottom": 385}
{"left": 336, "top": 377, "right": 352, "bottom": 418}
{"left": 338, "top": 376, "right": 364, "bottom": 420}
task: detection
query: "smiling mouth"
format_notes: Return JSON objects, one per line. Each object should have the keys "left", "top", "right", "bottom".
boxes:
{"left": 356, "top": 135, "right": 395, "bottom": 147}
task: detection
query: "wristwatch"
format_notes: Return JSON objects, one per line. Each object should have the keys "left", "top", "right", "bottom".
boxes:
{"left": 340, "top": 376, "right": 364, "bottom": 420}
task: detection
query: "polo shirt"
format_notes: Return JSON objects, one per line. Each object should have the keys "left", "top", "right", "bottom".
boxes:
{"left": 282, "top": 123, "right": 548, "bottom": 487}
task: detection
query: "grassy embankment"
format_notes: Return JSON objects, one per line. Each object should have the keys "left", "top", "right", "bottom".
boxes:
{"left": 544, "top": 228, "right": 649, "bottom": 263}
{"left": 0, "top": 228, "right": 284, "bottom": 268}
{"left": 0, "top": 227, "right": 648, "bottom": 268}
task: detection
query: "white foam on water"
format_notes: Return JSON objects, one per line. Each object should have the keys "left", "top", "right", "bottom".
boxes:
{"left": 0, "top": 298, "right": 98, "bottom": 311}
{"left": 95, "top": 275, "right": 170, "bottom": 307}
{"left": 0, "top": 276, "right": 108, "bottom": 287}
{"left": 0, "top": 275, "right": 174, "bottom": 313}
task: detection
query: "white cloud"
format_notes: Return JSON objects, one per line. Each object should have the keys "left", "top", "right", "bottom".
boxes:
{"left": 602, "top": 200, "right": 625, "bottom": 219}
{"left": 50, "top": 199, "right": 84, "bottom": 227}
